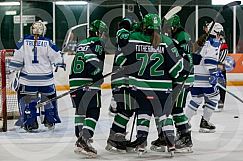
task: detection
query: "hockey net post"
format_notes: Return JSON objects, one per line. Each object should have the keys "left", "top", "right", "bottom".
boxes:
{"left": 0, "top": 49, "right": 19, "bottom": 132}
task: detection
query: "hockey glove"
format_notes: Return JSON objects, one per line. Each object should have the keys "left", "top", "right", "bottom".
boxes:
{"left": 209, "top": 70, "right": 225, "bottom": 86}
{"left": 54, "top": 63, "right": 66, "bottom": 72}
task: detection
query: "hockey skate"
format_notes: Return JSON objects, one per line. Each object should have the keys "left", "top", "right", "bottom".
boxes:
{"left": 126, "top": 137, "right": 147, "bottom": 156}
{"left": 74, "top": 136, "right": 97, "bottom": 158}
{"left": 199, "top": 117, "right": 216, "bottom": 133}
{"left": 105, "top": 131, "right": 129, "bottom": 153}
{"left": 23, "top": 119, "right": 39, "bottom": 132}
{"left": 175, "top": 132, "right": 193, "bottom": 153}
{"left": 43, "top": 118, "right": 55, "bottom": 130}
{"left": 167, "top": 146, "right": 175, "bottom": 157}
{"left": 108, "top": 105, "right": 117, "bottom": 116}
{"left": 215, "top": 100, "right": 224, "bottom": 112}
{"left": 150, "top": 137, "right": 167, "bottom": 152}
{"left": 108, "top": 97, "right": 117, "bottom": 116}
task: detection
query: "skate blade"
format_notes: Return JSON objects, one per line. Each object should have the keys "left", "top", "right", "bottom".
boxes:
{"left": 74, "top": 147, "right": 97, "bottom": 158}
{"left": 105, "top": 144, "right": 126, "bottom": 154}
{"left": 150, "top": 145, "right": 166, "bottom": 152}
{"left": 170, "top": 151, "right": 175, "bottom": 157}
{"left": 137, "top": 148, "right": 147, "bottom": 157}
{"left": 168, "top": 147, "right": 175, "bottom": 157}
{"left": 199, "top": 128, "right": 215, "bottom": 133}
{"left": 108, "top": 112, "right": 116, "bottom": 117}
{"left": 175, "top": 147, "right": 193, "bottom": 153}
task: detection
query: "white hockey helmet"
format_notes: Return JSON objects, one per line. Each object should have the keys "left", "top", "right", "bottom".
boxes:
{"left": 207, "top": 21, "right": 224, "bottom": 36}
{"left": 30, "top": 20, "right": 46, "bottom": 36}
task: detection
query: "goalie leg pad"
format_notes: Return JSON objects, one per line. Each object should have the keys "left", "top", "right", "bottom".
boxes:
{"left": 42, "top": 101, "right": 61, "bottom": 124}
{"left": 15, "top": 93, "right": 39, "bottom": 128}
{"left": 40, "top": 85, "right": 61, "bottom": 124}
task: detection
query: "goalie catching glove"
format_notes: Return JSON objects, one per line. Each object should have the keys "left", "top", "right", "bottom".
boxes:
{"left": 54, "top": 63, "right": 66, "bottom": 71}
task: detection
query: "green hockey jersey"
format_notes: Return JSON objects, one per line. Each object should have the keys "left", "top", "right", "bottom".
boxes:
{"left": 112, "top": 31, "right": 186, "bottom": 91}
{"left": 69, "top": 37, "right": 106, "bottom": 90}
{"left": 173, "top": 30, "right": 194, "bottom": 85}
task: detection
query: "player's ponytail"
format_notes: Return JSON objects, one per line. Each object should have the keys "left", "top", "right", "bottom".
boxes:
{"left": 151, "top": 30, "right": 161, "bottom": 48}
{"left": 144, "top": 29, "right": 161, "bottom": 48}
{"left": 33, "top": 34, "right": 38, "bottom": 49}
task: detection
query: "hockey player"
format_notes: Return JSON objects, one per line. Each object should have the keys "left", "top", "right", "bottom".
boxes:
{"left": 185, "top": 22, "right": 225, "bottom": 133}
{"left": 217, "top": 36, "right": 228, "bottom": 111}
{"left": 106, "top": 18, "right": 135, "bottom": 152}
{"left": 9, "top": 20, "right": 65, "bottom": 132}
{"left": 69, "top": 20, "right": 108, "bottom": 158}
{"left": 199, "top": 23, "right": 228, "bottom": 112}
{"left": 108, "top": 18, "right": 133, "bottom": 116}
{"left": 150, "top": 14, "right": 193, "bottom": 152}
{"left": 110, "top": 13, "right": 188, "bottom": 156}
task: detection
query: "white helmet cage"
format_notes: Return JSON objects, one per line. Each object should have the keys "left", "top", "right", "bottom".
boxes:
{"left": 30, "top": 20, "right": 47, "bottom": 36}
{"left": 207, "top": 21, "right": 224, "bottom": 36}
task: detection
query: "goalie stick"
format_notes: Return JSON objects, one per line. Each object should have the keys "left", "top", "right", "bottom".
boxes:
{"left": 36, "top": 67, "right": 124, "bottom": 108}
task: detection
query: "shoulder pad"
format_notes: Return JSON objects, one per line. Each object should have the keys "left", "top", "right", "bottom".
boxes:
{"left": 176, "top": 31, "right": 191, "bottom": 43}
{"left": 161, "top": 34, "right": 173, "bottom": 46}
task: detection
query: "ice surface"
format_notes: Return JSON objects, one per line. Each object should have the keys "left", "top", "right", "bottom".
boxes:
{"left": 1, "top": 87, "right": 243, "bottom": 161}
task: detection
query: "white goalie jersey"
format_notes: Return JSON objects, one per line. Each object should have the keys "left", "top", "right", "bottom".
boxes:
{"left": 9, "top": 35, "right": 63, "bottom": 86}
{"left": 193, "top": 38, "right": 221, "bottom": 87}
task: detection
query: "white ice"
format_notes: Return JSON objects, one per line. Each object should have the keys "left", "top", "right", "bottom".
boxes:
{"left": 1, "top": 86, "right": 243, "bottom": 161}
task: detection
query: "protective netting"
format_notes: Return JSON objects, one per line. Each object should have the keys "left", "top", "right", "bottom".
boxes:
{"left": 0, "top": 50, "right": 19, "bottom": 131}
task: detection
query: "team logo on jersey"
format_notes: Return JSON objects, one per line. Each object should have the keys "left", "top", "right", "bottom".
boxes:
{"left": 225, "top": 56, "right": 236, "bottom": 72}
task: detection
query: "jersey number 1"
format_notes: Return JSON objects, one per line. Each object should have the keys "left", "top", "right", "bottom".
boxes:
{"left": 32, "top": 47, "right": 39, "bottom": 63}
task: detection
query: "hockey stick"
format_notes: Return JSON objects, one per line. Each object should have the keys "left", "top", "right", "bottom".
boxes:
{"left": 62, "top": 23, "right": 88, "bottom": 51}
{"left": 171, "top": 2, "right": 241, "bottom": 111}
{"left": 163, "top": 6, "right": 182, "bottom": 21}
{"left": 217, "top": 83, "right": 243, "bottom": 104}
{"left": 54, "top": 23, "right": 88, "bottom": 72}
{"left": 202, "top": 1, "right": 241, "bottom": 45}
{"left": 136, "top": 0, "right": 143, "bottom": 21}
{"left": 36, "top": 67, "right": 124, "bottom": 108}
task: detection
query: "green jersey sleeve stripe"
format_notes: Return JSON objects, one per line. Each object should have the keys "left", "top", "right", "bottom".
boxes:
{"left": 85, "top": 58, "right": 100, "bottom": 63}
{"left": 169, "top": 58, "right": 184, "bottom": 78}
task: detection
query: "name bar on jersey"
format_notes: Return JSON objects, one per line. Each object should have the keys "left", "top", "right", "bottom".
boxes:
{"left": 136, "top": 45, "right": 164, "bottom": 53}
{"left": 25, "top": 40, "right": 48, "bottom": 47}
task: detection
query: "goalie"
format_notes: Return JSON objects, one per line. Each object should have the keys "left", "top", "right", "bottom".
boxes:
{"left": 9, "top": 20, "right": 65, "bottom": 132}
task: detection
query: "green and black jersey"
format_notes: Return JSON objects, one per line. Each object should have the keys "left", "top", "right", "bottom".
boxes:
{"left": 172, "top": 30, "right": 194, "bottom": 85}
{"left": 112, "top": 31, "right": 186, "bottom": 91}
{"left": 111, "top": 28, "right": 131, "bottom": 89}
{"left": 69, "top": 37, "right": 106, "bottom": 90}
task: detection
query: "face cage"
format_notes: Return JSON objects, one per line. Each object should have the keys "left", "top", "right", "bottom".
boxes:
{"left": 31, "top": 23, "right": 46, "bottom": 36}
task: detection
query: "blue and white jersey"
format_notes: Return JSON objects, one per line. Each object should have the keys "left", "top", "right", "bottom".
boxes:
{"left": 9, "top": 35, "right": 63, "bottom": 86}
{"left": 194, "top": 38, "right": 221, "bottom": 87}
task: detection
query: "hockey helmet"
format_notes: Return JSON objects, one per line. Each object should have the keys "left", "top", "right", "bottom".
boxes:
{"left": 143, "top": 13, "right": 161, "bottom": 30}
{"left": 119, "top": 18, "right": 133, "bottom": 31}
{"left": 30, "top": 20, "right": 46, "bottom": 36}
{"left": 207, "top": 21, "right": 224, "bottom": 36}
{"left": 165, "top": 14, "right": 181, "bottom": 28}
{"left": 132, "top": 22, "right": 141, "bottom": 31}
{"left": 90, "top": 20, "right": 108, "bottom": 34}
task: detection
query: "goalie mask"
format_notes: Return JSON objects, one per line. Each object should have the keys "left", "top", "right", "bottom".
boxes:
{"left": 207, "top": 22, "right": 224, "bottom": 37}
{"left": 30, "top": 20, "right": 46, "bottom": 36}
